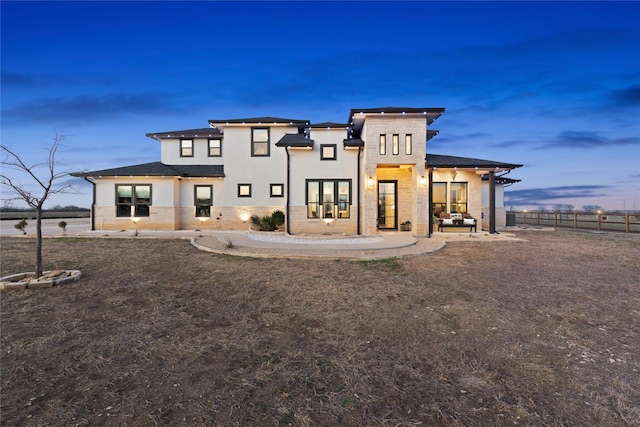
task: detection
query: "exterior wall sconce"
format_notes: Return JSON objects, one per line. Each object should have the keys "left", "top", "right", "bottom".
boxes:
{"left": 367, "top": 176, "right": 375, "bottom": 189}
{"left": 240, "top": 213, "right": 250, "bottom": 223}
{"left": 419, "top": 175, "right": 427, "bottom": 187}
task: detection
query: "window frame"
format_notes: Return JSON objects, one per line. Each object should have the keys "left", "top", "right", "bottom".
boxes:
{"left": 432, "top": 182, "right": 447, "bottom": 216}
{"left": 450, "top": 182, "right": 468, "bottom": 214}
{"left": 320, "top": 144, "right": 337, "bottom": 160}
{"left": 115, "top": 184, "right": 152, "bottom": 218}
{"left": 194, "top": 185, "right": 213, "bottom": 217}
{"left": 392, "top": 134, "right": 399, "bottom": 155}
{"left": 237, "top": 183, "right": 252, "bottom": 198}
{"left": 379, "top": 134, "right": 386, "bottom": 155}
{"left": 180, "top": 139, "right": 194, "bottom": 157}
{"left": 251, "top": 127, "right": 270, "bottom": 157}
{"left": 208, "top": 138, "right": 222, "bottom": 157}
{"left": 405, "top": 134, "right": 412, "bottom": 155}
{"left": 305, "top": 179, "right": 352, "bottom": 219}
{"left": 270, "top": 183, "right": 284, "bottom": 198}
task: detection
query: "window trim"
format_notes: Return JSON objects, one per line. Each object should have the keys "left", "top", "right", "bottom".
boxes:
{"left": 251, "top": 127, "right": 270, "bottom": 157}
{"left": 379, "top": 134, "right": 386, "bottom": 155}
{"left": 320, "top": 144, "right": 337, "bottom": 160}
{"left": 237, "top": 183, "right": 252, "bottom": 197}
{"left": 270, "top": 183, "right": 284, "bottom": 197}
{"left": 194, "top": 185, "right": 213, "bottom": 217}
{"left": 392, "top": 134, "right": 399, "bottom": 155}
{"left": 405, "top": 134, "right": 412, "bottom": 155}
{"left": 180, "top": 139, "right": 194, "bottom": 157}
{"left": 208, "top": 138, "right": 222, "bottom": 157}
{"left": 115, "top": 184, "right": 152, "bottom": 218}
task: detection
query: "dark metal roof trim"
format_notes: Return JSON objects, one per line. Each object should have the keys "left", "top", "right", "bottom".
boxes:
{"left": 208, "top": 116, "right": 309, "bottom": 126}
{"left": 71, "top": 162, "right": 225, "bottom": 178}
{"left": 343, "top": 138, "right": 364, "bottom": 148}
{"left": 145, "top": 128, "right": 222, "bottom": 141}
{"left": 426, "top": 154, "right": 522, "bottom": 170}
{"left": 275, "top": 134, "right": 314, "bottom": 148}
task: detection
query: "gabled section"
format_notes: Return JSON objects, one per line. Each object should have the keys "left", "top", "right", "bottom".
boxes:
{"left": 348, "top": 106, "right": 445, "bottom": 134}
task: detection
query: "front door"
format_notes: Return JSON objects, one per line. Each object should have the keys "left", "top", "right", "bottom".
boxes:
{"left": 378, "top": 181, "right": 397, "bottom": 230}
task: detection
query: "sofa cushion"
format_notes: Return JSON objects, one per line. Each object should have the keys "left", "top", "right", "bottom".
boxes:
{"left": 442, "top": 218, "right": 454, "bottom": 225}
{"left": 463, "top": 218, "right": 475, "bottom": 225}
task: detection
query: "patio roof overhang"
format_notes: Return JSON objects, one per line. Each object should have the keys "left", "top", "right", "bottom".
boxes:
{"left": 426, "top": 154, "right": 522, "bottom": 174}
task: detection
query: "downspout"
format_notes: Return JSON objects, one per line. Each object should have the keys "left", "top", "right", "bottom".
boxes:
{"left": 285, "top": 146, "right": 291, "bottom": 234}
{"left": 357, "top": 146, "right": 362, "bottom": 235}
{"left": 83, "top": 177, "right": 96, "bottom": 231}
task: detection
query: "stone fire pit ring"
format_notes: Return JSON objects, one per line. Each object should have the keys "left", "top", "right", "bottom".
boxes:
{"left": 0, "top": 270, "right": 82, "bottom": 290}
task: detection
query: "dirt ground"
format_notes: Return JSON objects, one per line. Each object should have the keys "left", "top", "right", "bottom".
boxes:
{"left": 1, "top": 230, "right": 639, "bottom": 426}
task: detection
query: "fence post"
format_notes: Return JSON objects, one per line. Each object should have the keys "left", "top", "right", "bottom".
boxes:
{"left": 554, "top": 211, "right": 558, "bottom": 227}
{"left": 523, "top": 211, "right": 527, "bottom": 224}
{"left": 537, "top": 211, "right": 541, "bottom": 225}
{"left": 627, "top": 212, "right": 630, "bottom": 233}
{"left": 574, "top": 212, "right": 577, "bottom": 229}
{"left": 597, "top": 211, "right": 601, "bottom": 231}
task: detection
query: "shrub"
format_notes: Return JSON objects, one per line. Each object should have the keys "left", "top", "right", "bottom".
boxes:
{"left": 250, "top": 210, "right": 285, "bottom": 231}
{"left": 58, "top": 220, "right": 67, "bottom": 234}
{"left": 271, "top": 210, "right": 285, "bottom": 226}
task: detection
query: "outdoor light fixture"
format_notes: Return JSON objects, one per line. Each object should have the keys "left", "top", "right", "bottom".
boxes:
{"left": 240, "top": 213, "right": 250, "bottom": 223}
{"left": 367, "top": 176, "right": 374, "bottom": 189}
{"left": 450, "top": 170, "right": 457, "bottom": 181}
{"left": 419, "top": 176, "right": 427, "bottom": 187}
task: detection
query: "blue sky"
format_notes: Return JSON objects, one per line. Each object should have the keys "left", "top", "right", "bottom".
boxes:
{"left": 2, "top": 1, "right": 639, "bottom": 211}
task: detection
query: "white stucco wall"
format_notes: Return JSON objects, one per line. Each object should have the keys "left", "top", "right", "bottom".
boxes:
{"left": 481, "top": 182, "right": 505, "bottom": 207}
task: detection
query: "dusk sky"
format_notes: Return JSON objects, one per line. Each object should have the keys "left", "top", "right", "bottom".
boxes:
{"left": 2, "top": 1, "right": 639, "bottom": 211}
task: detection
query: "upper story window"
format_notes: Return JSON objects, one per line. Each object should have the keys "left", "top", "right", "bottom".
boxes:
{"left": 320, "top": 144, "right": 337, "bottom": 160}
{"left": 180, "top": 139, "right": 193, "bottom": 157}
{"left": 252, "top": 128, "right": 270, "bottom": 157}
{"left": 195, "top": 185, "right": 212, "bottom": 217}
{"left": 405, "top": 134, "right": 412, "bottom": 155}
{"left": 208, "top": 139, "right": 222, "bottom": 157}
{"left": 392, "top": 134, "right": 399, "bottom": 155}
{"left": 379, "top": 135, "right": 386, "bottom": 155}
{"left": 116, "top": 184, "right": 151, "bottom": 217}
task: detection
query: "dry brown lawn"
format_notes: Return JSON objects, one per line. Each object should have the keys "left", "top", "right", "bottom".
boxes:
{"left": 1, "top": 230, "right": 639, "bottom": 426}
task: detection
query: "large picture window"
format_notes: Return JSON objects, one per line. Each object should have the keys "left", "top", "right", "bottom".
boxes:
{"left": 252, "top": 128, "right": 270, "bottom": 157}
{"left": 116, "top": 184, "right": 151, "bottom": 217}
{"left": 450, "top": 182, "right": 468, "bottom": 213}
{"left": 306, "top": 179, "right": 351, "bottom": 219}
{"left": 180, "top": 139, "right": 193, "bottom": 157}
{"left": 195, "top": 185, "right": 212, "bottom": 217}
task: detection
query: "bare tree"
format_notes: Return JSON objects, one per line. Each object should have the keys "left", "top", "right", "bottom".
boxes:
{"left": 1, "top": 131, "right": 75, "bottom": 277}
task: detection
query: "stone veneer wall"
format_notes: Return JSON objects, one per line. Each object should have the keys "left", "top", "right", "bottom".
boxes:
{"left": 93, "top": 206, "right": 178, "bottom": 231}
{"left": 482, "top": 206, "right": 507, "bottom": 230}
{"left": 287, "top": 206, "right": 358, "bottom": 235}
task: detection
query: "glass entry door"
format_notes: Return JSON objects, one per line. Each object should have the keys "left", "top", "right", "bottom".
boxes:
{"left": 378, "top": 181, "right": 397, "bottom": 229}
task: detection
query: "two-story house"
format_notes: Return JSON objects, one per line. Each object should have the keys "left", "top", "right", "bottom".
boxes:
{"left": 72, "top": 106, "right": 521, "bottom": 236}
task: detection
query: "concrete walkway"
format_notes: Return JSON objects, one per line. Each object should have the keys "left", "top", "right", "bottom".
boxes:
{"left": 1, "top": 217, "right": 525, "bottom": 260}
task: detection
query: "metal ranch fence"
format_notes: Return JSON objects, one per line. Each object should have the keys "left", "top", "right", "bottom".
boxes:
{"left": 514, "top": 211, "right": 640, "bottom": 233}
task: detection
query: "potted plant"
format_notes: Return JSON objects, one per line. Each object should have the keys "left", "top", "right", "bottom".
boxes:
{"left": 400, "top": 220, "right": 412, "bottom": 231}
